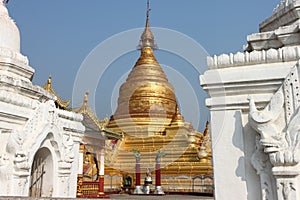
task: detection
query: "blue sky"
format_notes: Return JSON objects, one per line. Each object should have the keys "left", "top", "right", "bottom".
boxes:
{"left": 7, "top": 0, "right": 280, "bottom": 131}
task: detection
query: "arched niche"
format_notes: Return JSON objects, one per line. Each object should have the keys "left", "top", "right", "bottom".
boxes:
{"left": 29, "top": 147, "right": 53, "bottom": 197}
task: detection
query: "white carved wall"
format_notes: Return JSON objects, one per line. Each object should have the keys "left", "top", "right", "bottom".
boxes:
{"left": 0, "top": 96, "right": 84, "bottom": 197}
{"left": 249, "top": 61, "right": 300, "bottom": 199}
{"left": 201, "top": 1, "right": 300, "bottom": 199}
{"left": 0, "top": 2, "right": 85, "bottom": 197}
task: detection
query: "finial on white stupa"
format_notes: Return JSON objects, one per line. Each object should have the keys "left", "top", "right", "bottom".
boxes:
{"left": 1, "top": 0, "right": 8, "bottom": 6}
{"left": 0, "top": 0, "right": 20, "bottom": 53}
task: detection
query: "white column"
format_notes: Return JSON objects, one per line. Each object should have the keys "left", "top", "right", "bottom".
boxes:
{"left": 211, "top": 110, "right": 249, "bottom": 199}
{"left": 78, "top": 147, "right": 84, "bottom": 175}
{"left": 99, "top": 149, "right": 105, "bottom": 176}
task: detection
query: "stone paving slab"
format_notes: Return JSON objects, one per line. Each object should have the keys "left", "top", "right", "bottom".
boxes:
{"left": 0, "top": 195, "right": 214, "bottom": 200}
{"left": 109, "top": 194, "right": 214, "bottom": 200}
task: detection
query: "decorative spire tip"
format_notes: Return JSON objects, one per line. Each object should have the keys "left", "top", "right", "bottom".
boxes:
{"left": 146, "top": 0, "right": 151, "bottom": 19}
{"left": 137, "top": 0, "right": 158, "bottom": 50}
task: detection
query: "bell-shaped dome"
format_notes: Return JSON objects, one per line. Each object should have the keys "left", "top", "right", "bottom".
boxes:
{"left": 0, "top": 2, "right": 20, "bottom": 52}
{"left": 107, "top": 10, "right": 183, "bottom": 137}
{"left": 114, "top": 47, "right": 178, "bottom": 120}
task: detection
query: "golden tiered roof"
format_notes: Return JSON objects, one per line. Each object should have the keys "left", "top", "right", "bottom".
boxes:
{"left": 42, "top": 76, "right": 122, "bottom": 140}
{"left": 73, "top": 92, "right": 123, "bottom": 140}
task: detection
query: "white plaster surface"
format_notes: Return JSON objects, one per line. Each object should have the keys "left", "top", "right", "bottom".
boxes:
{"left": 211, "top": 110, "right": 248, "bottom": 199}
{"left": 201, "top": 1, "right": 300, "bottom": 199}
{"left": 0, "top": 2, "right": 85, "bottom": 198}
{"left": 0, "top": 3, "right": 20, "bottom": 52}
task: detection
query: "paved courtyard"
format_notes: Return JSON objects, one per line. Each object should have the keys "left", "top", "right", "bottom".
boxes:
{"left": 109, "top": 194, "right": 214, "bottom": 200}
{"left": 0, "top": 195, "right": 214, "bottom": 200}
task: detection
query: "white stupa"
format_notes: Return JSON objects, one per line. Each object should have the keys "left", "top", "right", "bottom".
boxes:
{"left": 0, "top": 0, "right": 20, "bottom": 52}
{"left": 0, "top": 2, "right": 85, "bottom": 198}
{"left": 0, "top": 0, "right": 34, "bottom": 82}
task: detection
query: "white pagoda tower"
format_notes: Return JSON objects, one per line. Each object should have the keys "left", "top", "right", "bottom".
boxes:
{"left": 0, "top": 1, "right": 84, "bottom": 198}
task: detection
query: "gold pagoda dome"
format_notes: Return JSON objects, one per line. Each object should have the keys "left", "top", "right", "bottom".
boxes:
{"left": 107, "top": 4, "right": 182, "bottom": 137}
{"left": 104, "top": 3, "right": 213, "bottom": 192}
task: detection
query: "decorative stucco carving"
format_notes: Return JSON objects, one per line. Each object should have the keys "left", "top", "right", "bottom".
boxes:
{"left": 273, "top": 0, "right": 297, "bottom": 14}
{"left": 62, "top": 133, "right": 75, "bottom": 163}
{"left": 251, "top": 136, "right": 268, "bottom": 173}
{"left": 249, "top": 62, "right": 300, "bottom": 166}
{"left": 13, "top": 151, "right": 29, "bottom": 172}
{"left": 251, "top": 135, "right": 276, "bottom": 200}
{"left": 0, "top": 47, "right": 28, "bottom": 65}
{"left": 5, "top": 99, "right": 82, "bottom": 180}
{"left": 6, "top": 129, "right": 23, "bottom": 155}
{"left": 279, "top": 180, "right": 296, "bottom": 200}
{"left": 0, "top": 154, "right": 9, "bottom": 178}
{"left": 22, "top": 102, "right": 46, "bottom": 144}
{"left": 249, "top": 61, "right": 300, "bottom": 199}
{"left": 0, "top": 90, "right": 37, "bottom": 109}
{"left": 207, "top": 47, "right": 300, "bottom": 69}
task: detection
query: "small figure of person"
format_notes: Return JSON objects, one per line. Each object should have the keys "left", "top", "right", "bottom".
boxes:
{"left": 124, "top": 174, "right": 132, "bottom": 187}
{"left": 144, "top": 168, "right": 152, "bottom": 185}
{"left": 143, "top": 168, "right": 152, "bottom": 194}
{"left": 123, "top": 174, "right": 132, "bottom": 193}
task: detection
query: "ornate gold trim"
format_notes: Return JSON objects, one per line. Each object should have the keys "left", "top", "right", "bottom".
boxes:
{"left": 43, "top": 75, "right": 70, "bottom": 109}
{"left": 72, "top": 92, "right": 122, "bottom": 140}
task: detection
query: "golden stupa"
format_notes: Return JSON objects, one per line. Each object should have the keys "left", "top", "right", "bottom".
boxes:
{"left": 105, "top": 4, "right": 213, "bottom": 193}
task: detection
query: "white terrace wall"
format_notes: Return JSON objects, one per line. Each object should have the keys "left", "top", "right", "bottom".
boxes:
{"left": 201, "top": 1, "right": 300, "bottom": 199}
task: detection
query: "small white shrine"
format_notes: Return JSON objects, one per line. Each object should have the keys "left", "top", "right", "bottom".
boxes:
{"left": 201, "top": 0, "right": 300, "bottom": 199}
{"left": 0, "top": 1, "right": 85, "bottom": 198}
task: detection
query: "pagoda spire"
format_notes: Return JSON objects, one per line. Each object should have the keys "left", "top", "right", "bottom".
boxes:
{"left": 137, "top": 0, "right": 158, "bottom": 50}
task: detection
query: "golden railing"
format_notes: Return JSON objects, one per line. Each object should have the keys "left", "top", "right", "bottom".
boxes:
{"left": 77, "top": 175, "right": 105, "bottom": 198}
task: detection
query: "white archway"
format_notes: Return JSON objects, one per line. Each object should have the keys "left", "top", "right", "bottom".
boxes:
{"left": 29, "top": 147, "right": 53, "bottom": 197}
